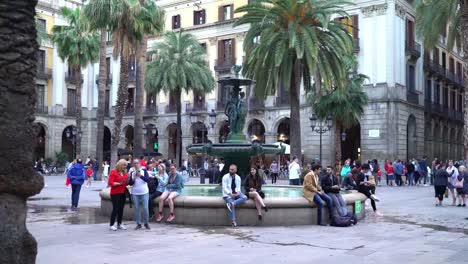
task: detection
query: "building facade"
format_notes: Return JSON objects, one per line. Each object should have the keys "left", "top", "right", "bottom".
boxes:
{"left": 33, "top": 0, "right": 464, "bottom": 166}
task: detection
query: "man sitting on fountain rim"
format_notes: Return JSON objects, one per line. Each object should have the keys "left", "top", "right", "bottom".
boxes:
{"left": 222, "top": 164, "right": 247, "bottom": 227}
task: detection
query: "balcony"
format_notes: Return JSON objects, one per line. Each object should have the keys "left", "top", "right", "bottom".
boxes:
{"left": 65, "top": 107, "right": 76, "bottom": 117}
{"left": 455, "top": 74, "right": 464, "bottom": 88}
{"left": 405, "top": 41, "right": 421, "bottom": 61}
{"left": 144, "top": 105, "right": 158, "bottom": 116}
{"left": 95, "top": 74, "right": 113, "bottom": 86}
{"left": 352, "top": 37, "right": 360, "bottom": 53}
{"left": 455, "top": 111, "right": 464, "bottom": 122}
{"left": 275, "top": 96, "right": 290, "bottom": 107}
{"left": 186, "top": 102, "right": 207, "bottom": 112}
{"left": 65, "top": 72, "right": 83, "bottom": 84}
{"left": 423, "top": 60, "right": 445, "bottom": 79}
{"left": 214, "top": 58, "right": 235, "bottom": 73}
{"left": 248, "top": 97, "right": 265, "bottom": 111}
{"left": 406, "top": 90, "right": 419, "bottom": 105}
{"left": 37, "top": 67, "right": 52, "bottom": 80}
{"left": 165, "top": 104, "right": 177, "bottom": 114}
{"left": 35, "top": 105, "right": 48, "bottom": 114}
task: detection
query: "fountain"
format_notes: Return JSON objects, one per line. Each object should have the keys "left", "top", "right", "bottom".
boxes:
{"left": 186, "top": 66, "right": 285, "bottom": 178}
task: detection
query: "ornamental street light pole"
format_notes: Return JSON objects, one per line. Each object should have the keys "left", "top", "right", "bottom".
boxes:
{"left": 309, "top": 114, "right": 333, "bottom": 163}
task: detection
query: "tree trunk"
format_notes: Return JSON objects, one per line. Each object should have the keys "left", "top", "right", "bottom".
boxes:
{"left": 176, "top": 88, "right": 183, "bottom": 167}
{"left": 0, "top": 0, "right": 44, "bottom": 262}
{"left": 74, "top": 65, "right": 82, "bottom": 158}
{"left": 95, "top": 29, "right": 107, "bottom": 178}
{"left": 133, "top": 35, "right": 147, "bottom": 158}
{"left": 290, "top": 57, "right": 302, "bottom": 162}
{"left": 461, "top": 1, "right": 468, "bottom": 162}
{"left": 314, "top": 70, "right": 322, "bottom": 99}
{"left": 111, "top": 48, "right": 130, "bottom": 166}
{"left": 334, "top": 121, "right": 343, "bottom": 163}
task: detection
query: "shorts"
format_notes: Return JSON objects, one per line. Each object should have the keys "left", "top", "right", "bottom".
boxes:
{"left": 456, "top": 188, "right": 465, "bottom": 195}
{"left": 387, "top": 174, "right": 395, "bottom": 180}
{"left": 434, "top": 185, "right": 446, "bottom": 198}
{"left": 447, "top": 182, "right": 455, "bottom": 190}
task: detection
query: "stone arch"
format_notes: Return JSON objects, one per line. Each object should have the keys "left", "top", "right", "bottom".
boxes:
{"left": 123, "top": 125, "right": 134, "bottom": 150}
{"left": 247, "top": 118, "right": 266, "bottom": 143}
{"left": 103, "top": 126, "right": 112, "bottom": 162}
{"left": 272, "top": 115, "right": 290, "bottom": 133}
{"left": 275, "top": 117, "right": 290, "bottom": 144}
{"left": 33, "top": 122, "right": 47, "bottom": 161}
{"left": 61, "top": 125, "right": 78, "bottom": 160}
{"left": 191, "top": 121, "right": 208, "bottom": 144}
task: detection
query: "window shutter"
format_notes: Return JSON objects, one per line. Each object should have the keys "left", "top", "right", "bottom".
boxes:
{"left": 193, "top": 11, "right": 197, "bottom": 25}
{"left": 352, "top": 15, "right": 359, "bottom": 39}
{"left": 231, "top": 39, "right": 236, "bottom": 63}
{"left": 218, "top": 40, "right": 224, "bottom": 64}
{"left": 230, "top": 4, "right": 234, "bottom": 19}
{"left": 219, "top": 6, "right": 224, "bottom": 22}
{"left": 202, "top": 10, "right": 206, "bottom": 24}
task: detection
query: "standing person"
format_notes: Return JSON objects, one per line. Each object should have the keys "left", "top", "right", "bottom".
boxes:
{"left": 356, "top": 167, "right": 381, "bottom": 215}
{"left": 156, "top": 164, "right": 184, "bottom": 222}
{"left": 67, "top": 159, "right": 86, "bottom": 210}
{"left": 393, "top": 160, "right": 403, "bottom": 186}
{"left": 446, "top": 161, "right": 459, "bottom": 206}
{"left": 431, "top": 157, "right": 439, "bottom": 185}
{"left": 288, "top": 156, "right": 301, "bottom": 185}
{"left": 418, "top": 156, "right": 429, "bottom": 186}
{"left": 207, "top": 161, "right": 220, "bottom": 184}
{"left": 102, "top": 161, "right": 110, "bottom": 183}
{"left": 386, "top": 160, "right": 395, "bottom": 186}
{"left": 434, "top": 162, "right": 449, "bottom": 206}
{"left": 340, "top": 159, "right": 351, "bottom": 184}
{"left": 203, "top": 158, "right": 209, "bottom": 171}
{"left": 92, "top": 158, "right": 99, "bottom": 181}
{"left": 222, "top": 164, "right": 247, "bottom": 227}
{"left": 270, "top": 160, "right": 279, "bottom": 184}
{"left": 303, "top": 164, "right": 334, "bottom": 226}
{"left": 85, "top": 156, "right": 91, "bottom": 166}
{"left": 244, "top": 167, "right": 268, "bottom": 221}
{"left": 257, "top": 165, "right": 267, "bottom": 185}
{"left": 407, "top": 160, "right": 415, "bottom": 186}
{"left": 456, "top": 165, "right": 467, "bottom": 207}
{"left": 65, "top": 159, "right": 75, "bottom": 188}
{"left": 85, "top": 166, "right": 93, "bottom": 187}
{"left": 322, "top": 166, "right": 347, "bottom": 217}
{"left": 128, "top": 159, "right": 151, "bottom": 230}
{"left": 108, "top": 159, "right": 129, "bottom": 231}
{"left": 139, "top": 156, "right": 148, "bottom": 169}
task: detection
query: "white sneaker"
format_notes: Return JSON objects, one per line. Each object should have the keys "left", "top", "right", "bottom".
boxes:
{"left": 110, "top": 225, "right": 117, "bottom": 231}
{"left": 370, "top": 194, "right": 380, "bottom": 202}
{"left": 117, "top": 224, "right": 127, "bottom": 230}
{"left": 226, "top": 203, "right": 232, "bottom": 212}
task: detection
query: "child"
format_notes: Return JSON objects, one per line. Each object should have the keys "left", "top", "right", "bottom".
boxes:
{"left": 85, "top": 166, "right": 93, "bottom": 187}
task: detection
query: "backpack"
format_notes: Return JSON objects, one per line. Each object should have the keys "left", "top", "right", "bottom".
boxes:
{"left": 69, "top": 166, "right": 83, "bottom": 179}
{"left": 331, "top": 212, "right": 358, "bottom": 227}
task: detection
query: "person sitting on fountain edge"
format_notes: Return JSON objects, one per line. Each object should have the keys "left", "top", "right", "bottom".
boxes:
{"left": 303, "top": 164, "right": 334, "bottom": 226}
{"left": 222, "top": 164, "right": 247, "bottom": 227}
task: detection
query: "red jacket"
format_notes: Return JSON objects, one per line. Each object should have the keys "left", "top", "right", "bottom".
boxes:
{"left": 108, "top": 169, "right": 128, "bottom": 195}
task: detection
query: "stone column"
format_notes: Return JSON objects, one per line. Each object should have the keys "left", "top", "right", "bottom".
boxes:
{"left": 0, "top": 1, "right": 44, "bottom": 263}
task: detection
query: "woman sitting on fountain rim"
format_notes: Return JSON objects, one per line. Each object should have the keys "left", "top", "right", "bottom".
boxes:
{"left": 156, "top": 164, "right": 184, "bottom": 223}
{"left": 244, "top": 167, "right": 268, "bottom": 221}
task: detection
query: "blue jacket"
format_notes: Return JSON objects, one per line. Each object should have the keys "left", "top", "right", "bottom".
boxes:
{"left": 165, "top": 172, "right": 184, "bottom": 193}
{"left": 393, "top": 162, "right": 403, "bottom": 175}
{"left": 67, "top": 163, "right": 86, "bottom": 185}
{"left": 418, "top": 160, "right": 428, "bottom": 172}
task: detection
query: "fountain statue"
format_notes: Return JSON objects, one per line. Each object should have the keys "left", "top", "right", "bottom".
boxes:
{"left": 186, "top": 66, "right": 285, "bottom": 178}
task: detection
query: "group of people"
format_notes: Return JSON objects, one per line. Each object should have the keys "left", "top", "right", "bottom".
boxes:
{"left": 433, "top": 160, "right": 468, "bottom": 207}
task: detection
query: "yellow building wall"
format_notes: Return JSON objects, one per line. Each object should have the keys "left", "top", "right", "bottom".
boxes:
{"left": 37, "top": 12, "right": 55, "bottom": 106}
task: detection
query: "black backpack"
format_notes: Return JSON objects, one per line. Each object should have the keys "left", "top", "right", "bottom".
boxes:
{"left": 331, "top": 212, "right": 358, "bottom": 227}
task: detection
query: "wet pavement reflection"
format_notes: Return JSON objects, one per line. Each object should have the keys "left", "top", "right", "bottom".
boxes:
{"left": 28, "top": 204, "right": 108, "bottom": 225}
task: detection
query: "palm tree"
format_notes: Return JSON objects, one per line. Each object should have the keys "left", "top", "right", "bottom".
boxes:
{"left": 83, "top": 0, "right": 113, "bottom": 169}
{"left": 133, "top": 0, "right": 164, "bottom": 158}
{"left": 99, "top": 0, "right": 164, "bottom": 166}
{"left": 310, "top": 56, "right": 369, "bottom": 162}
{"left": 234, "top": 0, "right": 353, "bottom": 160}
{"left": 414, "top": 0, "right": 468, "bottom": 160}
{"left": 145, "top": 31, "right": 215, "bottom": 166}
{"left": 0, "top": 1, "right": 44, "bottom": 262}
{"left": 52, "top": 7, "right": 99, "bottom": 158}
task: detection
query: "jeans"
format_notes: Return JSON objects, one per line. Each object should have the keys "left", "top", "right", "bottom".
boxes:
{"left": 148, "top": 191, "right": 163, "bottom": 217}
{"left": 271, "top": 173, "right": 278, "bottom": 184}
{"left": 395, "top": 174, "right": 402, "bottom": 186}
{"left": 223, "top": 193, "right": 248, "bottom": 221}
{"left": 328, "top": 193, "right": 347, "bottom": 217}
{"left": 132, "top": 193, "right": 149, "bottom": 225}
{"left": 289, "top": 179, "right": 300, "bottom": 186}
{"left": 71, "top": 184, "right": 82, "bottom": 207}
{"left": 110, "top": 193, "right": 126, "bottom": 226}
{"left": 313, "top": 192, "right": 333, "bottom": 225}
{"left": 93, "top": 170, "right": 97, "bottom": 181}
{"left": 420, "top": 171, "right": 428, "bottom": 184}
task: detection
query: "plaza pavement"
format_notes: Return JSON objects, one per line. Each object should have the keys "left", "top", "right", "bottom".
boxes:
{"left": 27, "top": 176, "right": 468, "bottom": 264}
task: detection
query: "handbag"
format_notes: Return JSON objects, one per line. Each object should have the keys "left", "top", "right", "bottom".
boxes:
{"left": 455, "top": 178, "right": 464, "bottom": 188}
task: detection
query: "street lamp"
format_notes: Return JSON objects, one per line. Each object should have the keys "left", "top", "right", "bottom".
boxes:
{"left": 189, "top": 111, "right": 198, "bottom": 124}
{"left": 143, "top": 125, "right": 158, "bottom": 153}
{"left": 65, "top": 126, "right": 81, "bottom": 159}
{"left": 309, "top": 114, "right": 333, "bottom": 163}
{"left": 208, "top": 109, "right": 217, "bottom": 129}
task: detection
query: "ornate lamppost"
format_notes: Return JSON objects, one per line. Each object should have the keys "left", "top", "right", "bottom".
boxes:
{"left": 309, "top": 114, "right": 333, "bottom": 163}
{"left": 65, "top": 126, "right": 81, "bottom": 159}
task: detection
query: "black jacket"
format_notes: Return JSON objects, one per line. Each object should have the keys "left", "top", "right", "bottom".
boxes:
{"left": 321, "top": 174, "right": 340, "bottom": 194}
{"left": 243, "top": 174, "right": 263, "bottom": 194}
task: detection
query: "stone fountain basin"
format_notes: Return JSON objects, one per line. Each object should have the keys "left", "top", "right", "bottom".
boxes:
{"left": 100, "top": 185, "right": 367, "bottom": 226}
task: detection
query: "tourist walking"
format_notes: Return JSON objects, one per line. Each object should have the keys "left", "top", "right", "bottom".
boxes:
{"left": 288, "top": 156, "right": 301, "bottom": 185}
{"left": 456, "top": 165, "right": 467, "bottom": 207}
{"left": 244, "top": 167, "right": 268, "bottom": 221}
{"left": 385, "top": 160, "right": 395, "bottom": 186}
{"left": 85, "top": 166, "right": 93, "bottom": 187}
{"left": 128, "top": 159, "right": 151, "bottom": 230}
{"left": 418, "top": 156, "right": 429, "bottom": 186}
{"left": 156, "top": 164, "right": 184, "bottom": 222}
{"left": 393, "top": 160, "right": 404, "bottom": 186}
{"left": 222, "top": 164, "right": 247, "bottom": 227}
{"left": 322, "top": 166, "right": 347, "bottom": 217}
{"left": 270, "top": 160, "right": 279, "bottom": 184}
{"left": 434, "top": 162, "right": 449, "bottom": 206}
{"left": 67, "top": 159, "right": 86, "bottom": 210}
{"left": 303, "top": 164, "right": 334, "bottom": 226}
{"left": 446, "top": 161, "right": 459, "bottom": 206}
{"left": 407, "top": 160, "right": 415, "bottom": 186}
{"left": 102, "top": 161, "right": 110, "bottom": 183}
{"left": 92, "top": 158, "right": 99, "bottom": 181}
{"left": 108, "top": 159, "right": 129, "bottom": 231}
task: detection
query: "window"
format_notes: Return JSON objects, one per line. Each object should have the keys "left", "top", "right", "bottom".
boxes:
{"left": 146, "top": 93, "right": 157, "bottom": 110}
{"left": 127, "top": 88, "right": 135, "bottom": 111}
{"left": 193, "top": 10, "right": 206, "bottom": 25}
{"left": 37, "top": 18, "right": 46, "bottom": 32}
{"left": 406, "top": 19, "right": 415, "bottom": 48}
{"left": 449, "top": 57, "right": 455, "bottom": 73}
{"left": 37, "top": 84, "right": 45, "bottom": 110}
{"left": 451, "top": 90, "right": 456, "bottom": 110}
{"left": 457, "top": 62, "right": 463, "bottom": 78}
{"left": 128, "top": 54, "right": 136, "bottom": 80}
{"left": 434, "top": 82, "right": 440, "bottom": 104}
{"left": 425, "top": 79, "right": 431, "bottom": 101}
{"left": 443, "top": 86, "right": 448, "bottom": 108}
{"left": 106, "top": 57, "right": 111, "bottom": 81}
{"left": 218, "top": 39, "right": 235, "bottom": 65}
{"left": 433, "top": 48, "right": 439, "bottom": 64}
{"left": 219, "top": 4, "right": 233, "bottom": 21}
{"left": 37, "top": 50, "right": 45, "bottom": 71}
{"left": 407, "top": 65, "right": 416, "bottom": 92}
{"left": 105, "top": 89, "right": 110, "bottom": 116}
{"left": 67, "top": 88, "right": 76, "bottom": 114}
{"left": 458, "top": 93, "right": 463, "bottom": 112}
{"left": 441, "top": 52, "right": 446, "bottom": 69}
{"left": 172, "top": 15, "right": 181, "bottom": 29}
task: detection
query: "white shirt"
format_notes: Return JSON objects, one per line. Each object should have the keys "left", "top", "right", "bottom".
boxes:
{"left": 102, "top": 164, "right": 110, "bottom": 176}
{"left": 288, "top": 162, "right": 301, "bottom": 180}
{"left": 218, "top": 163, "right": 224, "bottom": 172}
{"left": 222, "top": 173, "right": 242, "bottom": 197}
{"left": 130, "top": 168, "right": 149, "bottom": 195}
